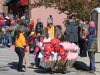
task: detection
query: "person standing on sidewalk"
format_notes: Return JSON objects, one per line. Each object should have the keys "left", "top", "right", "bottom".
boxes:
{"left": 78, "top": 18, "right": 87, "bottom": 56}
{"left": 15, "top": 29, "right": 26, "bottom": 72}
{"left": 65, "top": 15, "right": 78, "bottom": 44}
{"left": 86, "top": 21, "right": 97, "bottom": 72}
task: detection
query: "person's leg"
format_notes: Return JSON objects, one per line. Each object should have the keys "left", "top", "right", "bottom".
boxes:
{"left": 1, "top": 39, "right": 4, "bottom": 47}
{"left": 15, "top": 47, "right": 25, "bottom": 72}
{"left": 6, "top": 37, "right": 8, "bottom": 45}
{"left": 79, "top": 40, "right": 84, "bottom": 55}
{"left": 25, "top": 46, "right": 30, "bottom": 68}
{"left": 18, "top": 48, "right": 25, "bottom": 70}
{"left": 88, "top": 52, "right": 95, "bottom": 71}
{"left": 4, "top": 38, "right": 6, "bottom": 46}
{"left": 82, "top": 44, "right": 87, "bottom": 57}
{"left": 8, "top": 37, "right": 12, "bottom": 45}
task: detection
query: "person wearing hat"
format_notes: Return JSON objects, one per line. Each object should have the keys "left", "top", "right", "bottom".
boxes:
{"left": 8, "top": 10, "right": 14, "bottom": 19}
{"left": 0, "top": 28, "right": 7, "bottom": 48}
{"left": 15, "top": 28, "right": 26, "bottom": 72}
{"left": 65, "top": 15, "right": 78, "bottom": 45}
{"left": 42, "top": 18, "right": 61, "bottom": 39}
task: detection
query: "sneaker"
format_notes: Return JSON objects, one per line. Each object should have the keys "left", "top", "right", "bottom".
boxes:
{"left": 0, "top": 44, "right": 2, "bottom": 46}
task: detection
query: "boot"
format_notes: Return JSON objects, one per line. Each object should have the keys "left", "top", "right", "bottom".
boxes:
{"left": 89, "top": 68, "right": 95, "bottom": 73}
{"left": 17, "top": 69, "right": 26, "bottom": 72}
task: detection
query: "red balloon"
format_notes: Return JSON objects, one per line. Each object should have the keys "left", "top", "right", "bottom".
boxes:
{"left": 44, "top": 43, "right": 54, "bottom": 52}
{"left": 50, "top": 38, "right": 60, "bottom": 45}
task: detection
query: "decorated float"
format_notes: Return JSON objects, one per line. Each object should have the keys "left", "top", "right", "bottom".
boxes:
{"left": 38, "top": 38, "right": 79, "bottom": 74}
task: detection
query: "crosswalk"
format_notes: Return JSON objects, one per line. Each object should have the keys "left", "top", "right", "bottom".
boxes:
{"left": 0, "top": 47, "right": 82, "bottom": 75}
{"left": 0, "top": 47, "right": 33, "bottom": 66}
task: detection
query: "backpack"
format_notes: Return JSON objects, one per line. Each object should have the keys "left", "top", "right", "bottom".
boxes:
{"left": 80, "top": 24, "right": 88, "bottom": 38}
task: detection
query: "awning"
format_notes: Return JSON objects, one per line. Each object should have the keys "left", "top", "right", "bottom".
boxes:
{"left": 17, "top": 0, "right": 28, "bottom": 8}
{"left": 3, "top": 0, "right": 13, "bottom": 6}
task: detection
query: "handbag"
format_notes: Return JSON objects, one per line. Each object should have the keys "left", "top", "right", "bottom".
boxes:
{"left": 89, "top": 38, "right": 97, "bottom": 52}
{"left": 10, "top": 45, "right": 15, "bottom": 51}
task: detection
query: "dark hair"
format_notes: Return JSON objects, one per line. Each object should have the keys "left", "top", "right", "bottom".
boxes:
{"left": 68, "top": 15, "right": 72, "bottom": 19}
{"left": 79, "top": 18, "right": 84, "bottom": 22}
{"left": 50, "top": 15, "right": 52, "bottom": 17}
{"left": 16, "top": 29, "right": 25, "bottom": 39}
{"left": 16, "top": 31, "right": 21, "bottom": 39}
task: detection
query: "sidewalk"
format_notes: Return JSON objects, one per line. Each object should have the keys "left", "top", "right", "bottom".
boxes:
{"left": 76, "top": 52, "right": 100, "bottom": 75}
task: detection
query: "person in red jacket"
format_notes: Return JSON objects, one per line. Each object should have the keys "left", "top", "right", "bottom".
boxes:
{"left": 29, "top": 32, "right": 36, "bottom": 53}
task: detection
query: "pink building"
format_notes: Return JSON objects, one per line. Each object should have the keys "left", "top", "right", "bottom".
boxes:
{"left": 29, "top": 0, "right": 67, "bottom": 31}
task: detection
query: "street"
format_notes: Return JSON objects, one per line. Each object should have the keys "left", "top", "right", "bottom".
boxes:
{"left": 0, "top": 47, "right": 99, "bottom": 75}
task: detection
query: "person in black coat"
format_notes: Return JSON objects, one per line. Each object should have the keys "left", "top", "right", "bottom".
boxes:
{"left": 15, "top": 19, "right": 31, "bottom": 43}
{"left": 65, "top": 15, "right": 78, "bottom": 44}
{"left": 35, "top": 18, "right": 43, "bottom": 35}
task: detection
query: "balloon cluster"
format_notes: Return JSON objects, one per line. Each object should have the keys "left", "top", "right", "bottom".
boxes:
{"left": 42, "top": 38, "right": 69, "bottom": 59}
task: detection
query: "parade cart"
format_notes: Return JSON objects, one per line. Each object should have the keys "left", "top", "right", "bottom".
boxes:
{"left": 38, "top": 38, "right": 79, "bottom": 74}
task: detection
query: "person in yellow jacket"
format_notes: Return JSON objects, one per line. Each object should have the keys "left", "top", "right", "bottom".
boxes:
{"left": 42, "top": 18, "right": 62, "bottom": 39}
{"left": 15, "top": 29, "right": 26, "bottom": 72}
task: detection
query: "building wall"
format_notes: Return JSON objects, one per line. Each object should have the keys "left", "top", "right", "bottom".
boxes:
{"left": 0, "top": 0, "right": 8, "bottom": 13}
{"left": 29, "top": 0, "right": 67, "bottom": 31}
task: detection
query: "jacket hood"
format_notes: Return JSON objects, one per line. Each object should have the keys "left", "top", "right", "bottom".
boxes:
{"left": 89, "top": 21, "right": 95, "bottom": 28}
{"left": 88, "top": 27, "right": 95, "bottom": 34}
{"left": 69, "top": 21, "right": 76, "bottom": 26}
{"left": 20, "top": 19, "right": 27, "bottom": 26}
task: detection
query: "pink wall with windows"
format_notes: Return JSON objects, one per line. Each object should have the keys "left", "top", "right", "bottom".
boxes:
{"left": 29, "top": 0, "right": 67, "bottom": 31}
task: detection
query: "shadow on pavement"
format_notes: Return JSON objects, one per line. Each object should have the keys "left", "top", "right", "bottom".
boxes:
{"left": 8, "top": 62, "right": 18, "bottom": 70}
{"left": 95, "top": 62, "right": 100, "bottom": 63}
{"left": 73, "top": 61, "right": 90, "bottom": 71}
{"left": 34, "top": 68, "right": 62, "bottom": 74}
{"left": 34, "top": 68, "right": 50, "bottom": 74}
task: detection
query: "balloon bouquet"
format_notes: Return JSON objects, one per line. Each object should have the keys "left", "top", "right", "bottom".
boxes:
{"left": 38, "top": 38, "right": 79, "bottom": 68}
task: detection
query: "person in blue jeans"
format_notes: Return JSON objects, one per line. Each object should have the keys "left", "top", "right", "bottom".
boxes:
{"left": 5, "top": 26, "right": 12, "bottom": 45}
{"left": 0, "top": 28, "right": 7, "bottom": 48}
{"left": 6, "top": 31, "right": 12, "bottom": 45}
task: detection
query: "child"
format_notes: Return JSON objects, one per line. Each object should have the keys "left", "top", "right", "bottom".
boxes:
{"left": 29, "top": 31, "right": 36, "bottom": 53}
{"left": 0, "top": 28, "right": 7, "bottom": 48}
{"left": 87, "top": 21, "right": 97, "bottom": 72}
{"left": 33, "top": 41, "right": 41, "bottom": 67}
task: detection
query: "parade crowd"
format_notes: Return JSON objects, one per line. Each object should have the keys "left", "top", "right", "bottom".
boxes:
{"left": 0, "top": 10, "right": 97, "bottom": 73}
